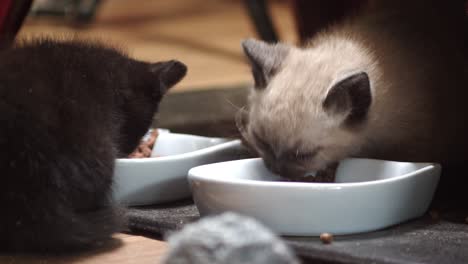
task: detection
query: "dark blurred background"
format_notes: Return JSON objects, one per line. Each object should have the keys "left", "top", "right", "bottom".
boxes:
{"left": 18, "top": 0, "right": 297, "bottom": 91}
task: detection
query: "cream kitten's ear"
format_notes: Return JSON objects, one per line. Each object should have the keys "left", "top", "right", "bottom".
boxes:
{"left": 323, "top": 72, "right": 372, "bottom": 125}
{"left": 241, "top": 39, "right": 289, "bottom": 89}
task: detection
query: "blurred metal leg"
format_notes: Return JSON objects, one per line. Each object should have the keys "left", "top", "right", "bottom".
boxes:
{"left": 292, "top": 0, "right": 365, "bottom": 44}
{"left": 244, "top": 0, "right": 279, "bottom": 43}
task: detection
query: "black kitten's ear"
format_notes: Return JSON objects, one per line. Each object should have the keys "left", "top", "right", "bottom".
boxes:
{"left": 323, "top": 72, "right": 372, "bottom": 126}
{"left": 150, "top": 60, "right": 187, "bottom": 93}
{"left": 241, "top": 39, "right": 289, "bottom": 89}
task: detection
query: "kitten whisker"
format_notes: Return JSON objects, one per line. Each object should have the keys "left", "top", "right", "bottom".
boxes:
{"left": 224, "top": 98, "right": 244, "bottom": 112}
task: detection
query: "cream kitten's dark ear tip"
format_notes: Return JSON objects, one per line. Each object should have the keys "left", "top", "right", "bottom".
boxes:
{"left": 323, "top": 71, "right": 371, "bottom": 125}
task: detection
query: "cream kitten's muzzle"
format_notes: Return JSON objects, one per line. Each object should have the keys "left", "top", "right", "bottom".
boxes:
{"left": 276, "top": 162, "right": 338, "bottom": 183}
{"left": 275, "top": 162, "right": 315, "bottom": 180}
{"left": 235, "top": 108, "right": 337, "bottom": 182}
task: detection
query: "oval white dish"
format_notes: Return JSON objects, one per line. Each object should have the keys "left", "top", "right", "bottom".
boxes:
{"left": 112, "top": 130, "right": 244, "bottom": 206}
{"left": 188, "top": 158, "right": 441, "bottom": 236}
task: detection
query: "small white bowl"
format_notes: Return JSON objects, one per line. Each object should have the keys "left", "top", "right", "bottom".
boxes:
{"left": 112, "top": 130, "right": 244, "bottom": 206}
{"left": 188, "top": 158, "right": 441, "bottom": 236}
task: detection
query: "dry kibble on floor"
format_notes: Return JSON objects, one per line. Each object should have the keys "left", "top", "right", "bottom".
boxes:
{"left": 319, "top": 233, "right": 333, "bottom": 244}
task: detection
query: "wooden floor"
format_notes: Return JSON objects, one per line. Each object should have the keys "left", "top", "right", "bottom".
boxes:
{"left": 10, "top": 0, "right": 297, "bottom": 263}
{"left": 19, "top": 0, "right": 297, "bottom": 92}
{"left": 0, "top": 234, "right": 168, "bottom": 264}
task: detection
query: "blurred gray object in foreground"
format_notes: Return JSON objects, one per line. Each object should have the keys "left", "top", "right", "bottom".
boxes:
{"left": 161, "top": 212, "right": 300, "bottom": 264}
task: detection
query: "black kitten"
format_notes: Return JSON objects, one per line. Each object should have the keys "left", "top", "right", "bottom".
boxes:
{"left": 0, "top": 39, "right": 187, "bottom": 252}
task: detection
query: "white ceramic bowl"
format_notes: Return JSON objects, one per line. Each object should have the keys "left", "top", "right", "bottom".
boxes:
{"left": 112, "top": 130, "right": 244, "bottom": 206}
{"left": 188, "top": 158, "right": 441, "bottom": 236}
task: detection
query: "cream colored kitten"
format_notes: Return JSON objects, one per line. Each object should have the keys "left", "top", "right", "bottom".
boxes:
{"left": 238, "top": 1, "right": 468, "bottom": 179}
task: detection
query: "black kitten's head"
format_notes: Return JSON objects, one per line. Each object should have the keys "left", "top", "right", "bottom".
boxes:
{"left": 5, "top": 39, "right": 187, "bottom": 155}
{"left": 55, "top": 41, "right": 188, "bottom": 155}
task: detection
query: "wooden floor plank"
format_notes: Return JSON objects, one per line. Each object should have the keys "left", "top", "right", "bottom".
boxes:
{"left": 0, "top": 234, "right": 168, "bottom": 264}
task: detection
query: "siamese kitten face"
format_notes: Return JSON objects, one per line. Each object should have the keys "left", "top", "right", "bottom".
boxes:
{"left": 238, "top": 39, "right": 373, "bottom": 179}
